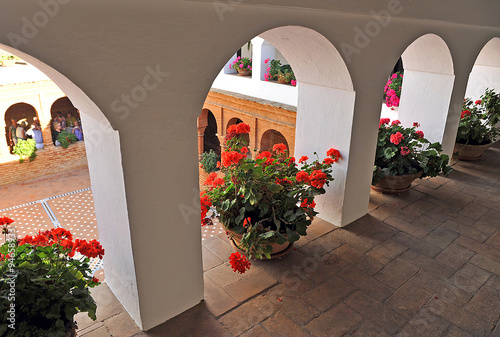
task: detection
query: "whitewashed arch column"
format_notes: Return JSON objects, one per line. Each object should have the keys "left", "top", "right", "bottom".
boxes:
{"left": 260, "top": 26, "right": 357, "bottom": 226}
{"left": 398, "top": 34, "right": 455, "bottom": 144}
{"left": 0, "top": 44, "right": 143, "bottom": 328}
{"left": 465, "top": 37, "right": 500, "bottom": 99}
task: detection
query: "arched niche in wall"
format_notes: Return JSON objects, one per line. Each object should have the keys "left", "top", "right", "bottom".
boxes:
{"left": 397, "top": 33, "right": 455, "bottom": 143}
{"left": 4, "top": 102, "right": 39, "bottom": 152}
{"left": 260, "top": 129, "right": 289, "bottom": 156}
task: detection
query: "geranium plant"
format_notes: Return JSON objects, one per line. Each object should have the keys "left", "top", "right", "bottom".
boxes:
{"left": 230, "top": 56, "right": 252, "bottom": 74}
{"left": 201, "top": 123, "right": 339, "bottom": 273}
{"left": 383, "top": 71, "right": 404, "bottom": 109}
{"left": 456, "top": 88, "right": 500, "bottom": 146}
{"left": 57, "top": 131, "right": 78, "bottom": 148}
{"left": 264, "top": 58, "right": 296, "bottom": 86}
{"left": 373, "top": 119, "right": 453, "bottom": 185}
{"left": 0, "top": 218, "right": 104, "bottom": 337}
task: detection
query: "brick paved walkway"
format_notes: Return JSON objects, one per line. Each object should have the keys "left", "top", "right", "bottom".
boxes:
{"left": 2, "top": 143, "right": 500, "bottom": 336}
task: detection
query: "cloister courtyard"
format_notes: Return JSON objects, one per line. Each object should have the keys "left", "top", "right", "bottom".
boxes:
{"left": 1, "top": 143, "right": 499, "bottom": 336}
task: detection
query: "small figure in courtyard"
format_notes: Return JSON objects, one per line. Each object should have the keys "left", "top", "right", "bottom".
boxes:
{"left": 8, "top": 119, "right": 18, "bottom": 147}
{"left": 16, "top": 121, "right": 27, "bottom": 141}
{"left": 52, "top": 122, "right": 62, "bottom": 146}
{"left": 27, "top": 122, "right": 44, "bottom": 149}
{"left": 66, "top": 112, "right": 77, "bottom": 132}
{"left": 56, "top": 111, "right": 66, "bottom": 129}
{"left": 72, "top": 120, "right": 84, "bottom": 141}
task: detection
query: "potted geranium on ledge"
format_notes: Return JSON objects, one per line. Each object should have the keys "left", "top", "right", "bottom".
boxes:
{"left": 0, "top": 218, "right": 104, "bottom": 337}
{"left": 230, "top": 56, "right": 252, "bottom": 76}
{"left": 454, "top": 88, "right": 500, "bottom": 160}
{"left": 201, "top": 123, "right": 339, "bottom": 273}
{"left": 372, "top": 119, "right": 453, "bottom": 193}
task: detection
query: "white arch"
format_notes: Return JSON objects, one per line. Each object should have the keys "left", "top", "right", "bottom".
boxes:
{"left": 465, "top": 37, "right": 500, "bottom": 99}
{"left": 398, "top": 34, "right": 455, "bottom": 144}
{"left": 0, "top": 44, "right": 141, "bottom": 326}
{"left": 258, "top": 26, "right": 357, "bottom": 225}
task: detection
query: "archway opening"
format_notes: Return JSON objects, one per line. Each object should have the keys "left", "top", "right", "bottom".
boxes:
{"left": 0, "top": 45, "right": 140, "bottom": 326}
{"left": 260, "top": 129, "right": 289, "bottom": 156}
{"left": 396, "top": 33, "right": 455, "bottom": 143}
{"left": 4, "top": 102, "right": 39, "bottom": 153}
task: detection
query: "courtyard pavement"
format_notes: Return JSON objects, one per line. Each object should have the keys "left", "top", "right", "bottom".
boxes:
{"left": 1, "top": 143, "right": 500, "bottom": 336}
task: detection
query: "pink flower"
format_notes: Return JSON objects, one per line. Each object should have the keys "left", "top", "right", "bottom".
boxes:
{"left": 290, "top": 80, "right": 297, "bottom": 86}
{"left": 390, "top": 132, "right": 404, "bottom": 145}
{"left": 264, "top": 73, "right": 269, "bottom": 81}
{"left": 264, "top": 58, "right": 270, "bottom": 64}
{"left": 239, "top": 63, "right": 244, "bottom": 68}
{"left": 391, "top": 73, "right": 398, "bottom": 79}
{"left": 379, "top": 118, "right": 390, "bottom": 127}
{"left": 248, "top": 66, "right": 252, "bottom": 70}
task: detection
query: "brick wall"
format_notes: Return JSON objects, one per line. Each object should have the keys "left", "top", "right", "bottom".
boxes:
{"left": 0, "top": 142, "right": 88, "bottom": 186}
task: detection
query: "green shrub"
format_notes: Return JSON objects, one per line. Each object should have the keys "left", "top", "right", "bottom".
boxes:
{"left": 200, "top": 149, "right": 219, "bottom": 173}
{"left": 57, "top": 131, "right": 78, "bottom": 148}
{"left": 13, "top": 139, "right": 37, "bottom": 163}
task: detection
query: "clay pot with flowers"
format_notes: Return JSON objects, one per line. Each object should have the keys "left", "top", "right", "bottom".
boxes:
{"left": 373, "top": 119, "right": 453, "bottom": 193}
{"left": 201, "top": 123, "right": 340, "bottom": 273}
{"left": 454, "top": 89, "right": 500, "bottom": 160}
{"left": 0, "top": 217, "right": 104, "bottom": 337}
{"left": 230, "top": 56, "right": 252, "bottom": 76}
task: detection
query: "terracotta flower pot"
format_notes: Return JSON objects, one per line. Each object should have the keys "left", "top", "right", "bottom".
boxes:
{"left": 277, "top": 78, "right": 289, "bottom": 84}
{"left": 371, "top": 171, "right": 423, "bottom": 194}
{"left": 453, "top": 142, "right": 492, "bottom": 161}
{"left": 236, "top": 68, "right": 251, "bottom": 76}
{"left": 226, "top": 228, "right": 293, "bottom": 259}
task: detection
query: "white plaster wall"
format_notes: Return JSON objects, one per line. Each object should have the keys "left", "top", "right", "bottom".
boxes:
{"left": 398, "top": 70, "right": 455, "bottom": 144}
{"left": 465, "top": 38, "right": 500, "bottom": 100}
{"left": 211, "top": 70, "right": 298, "bottom": 106}
{"left": 295, "top": 83, "right": 356, "bottom": 226}
{"left": 465, "top": 65, "right": 500, "bottom": 100}
{"left": 80, "top": 113, "right": 141, "bottom": 327}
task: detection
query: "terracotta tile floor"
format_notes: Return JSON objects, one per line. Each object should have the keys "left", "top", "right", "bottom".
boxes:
{"left": 3, "top": 143, "right": 500, "bottom": 336}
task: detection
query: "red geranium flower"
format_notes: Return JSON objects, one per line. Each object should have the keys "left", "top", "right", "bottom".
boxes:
{"left": 415, "top": 130, "right": 424, "bottom": 139}
{"left": 461, "top": 110, "right": 471, "bottom": 119}
{"left": 310, "top": 170, "right": 327, "bottom": 188}
{"left": 300, "top": 199, "right": 316, "bottom": 209}
{"left": 0, "top": 217, "right": 14, "bottom": 226}
{"left": 296, "top": 171, "right": 310, "bottom": 183}
{"left": 256, "top": 151, "right": 272, "bottom": 160}
{"left": 229, "top": 252, "right": 251, "bottom": 274}
{"left": 221, "top": 151, "right": 245, "bottom": 167}
{"left": 379, "top": 118, "right": 390, "bottom": 127}
{"left": 326, "top": 148, "right": 340, "bottom": 162}
{"left": 475, "top": 100, "right": 482, "bottom": 105}
{"left": 237, "top": 123, "right": 251, "bottom": 134}
{"left": 272, "top": 143, "right": 287, "bottom": 154}
{"left": 323, "top": 158, "right": 334, "bottom": 165}
{"left": 240, "top": 146, "right": 248, "bottom": 154}
{"left": 298, "top": 156, "right": 308, "bottom": 163}
{"left": 413, "top": 122, "right": 420, "bottom": 127}
{"left": 391, "top": 120, "right": 401, "bottom": 125}
{"left": 400, "top": 146, "right": 410, "bottom": 156}
{"left": 390, "top": 132, "right": 404, "bottom": 145}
